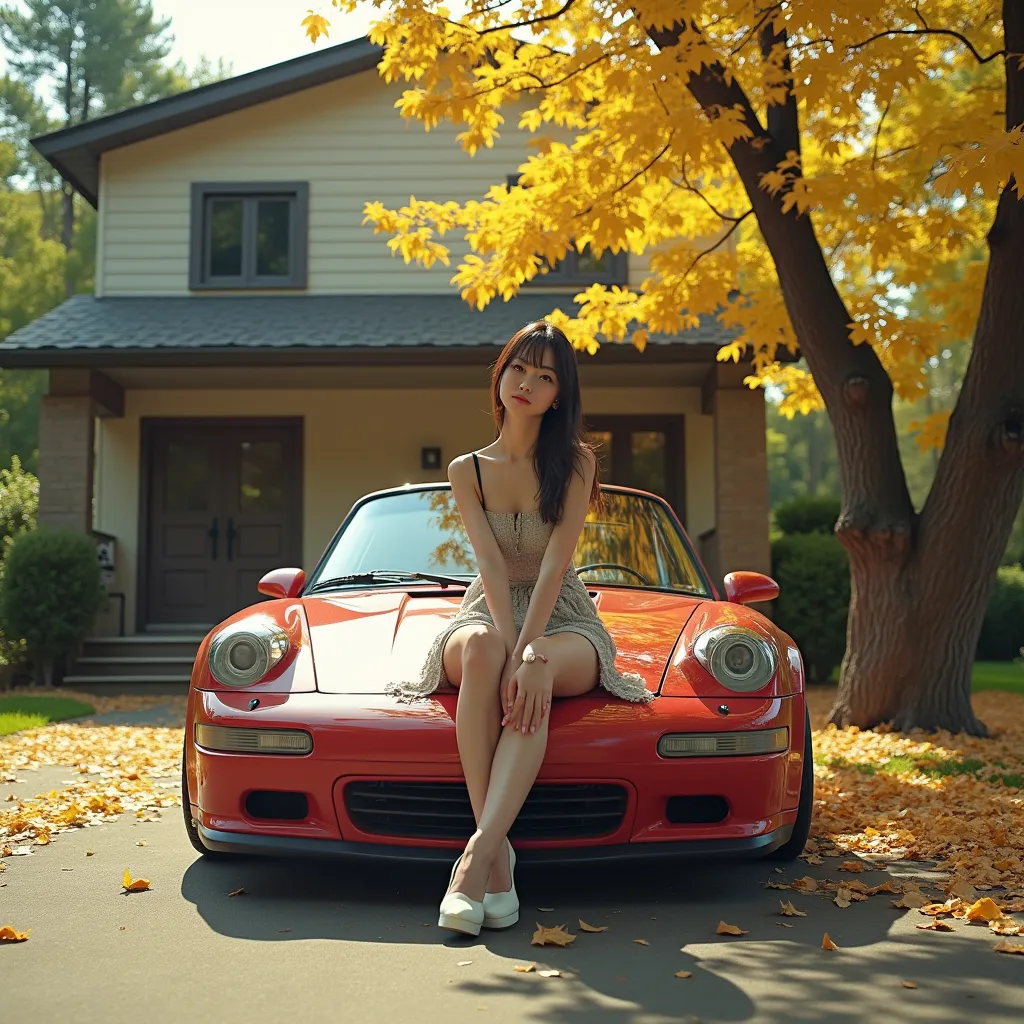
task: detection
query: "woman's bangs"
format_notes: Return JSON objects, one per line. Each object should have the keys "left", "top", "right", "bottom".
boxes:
{"left": 509, "top": 333, "right": 551, "bottom": 371}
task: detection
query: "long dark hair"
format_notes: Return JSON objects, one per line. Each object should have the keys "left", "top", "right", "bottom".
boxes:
{"left": 490, "top": 320, "right": 602, "bottom": 524}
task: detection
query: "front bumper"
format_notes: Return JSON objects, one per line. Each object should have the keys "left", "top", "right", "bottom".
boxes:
{"left": 197, "top": 821, "right": 794, "bottom": 863}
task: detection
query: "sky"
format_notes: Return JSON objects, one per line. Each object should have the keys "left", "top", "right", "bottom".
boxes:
{"left": 149, "top": 1, "right": 377, "bottom": 76}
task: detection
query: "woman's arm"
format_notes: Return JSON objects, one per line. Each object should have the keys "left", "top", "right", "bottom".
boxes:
{"left": 448, "top": 455, "right": 518, "bottom": 652}
{"left": 515, "top": 447, "right": 597, "bottom": 653}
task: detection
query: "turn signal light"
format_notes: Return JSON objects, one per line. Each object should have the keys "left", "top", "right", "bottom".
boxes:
{"left": 657, "top": 727, "right": 788, "bottom": 758}
{"left": 194, "top": 724, "right": 313, "bottom": 754}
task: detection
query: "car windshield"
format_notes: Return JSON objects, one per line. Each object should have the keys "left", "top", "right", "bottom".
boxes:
{"left": 309, "top": 488, "right": 710, "bottom": 595}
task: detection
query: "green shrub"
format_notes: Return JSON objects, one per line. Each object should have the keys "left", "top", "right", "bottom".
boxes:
{"left": 977, "top": 564, "right": 1024, "bottom": 662}
{"left": 772, "top": 532, "right": 851, "bottom": 682}
{"left": 0, "top": 528, "right": 104, "bottom": 685}
{"left": 774, "top": 494, "right": 841, "bottom": 537}
{"left": 0, "top": 455, "right": 38, "bottom": 551}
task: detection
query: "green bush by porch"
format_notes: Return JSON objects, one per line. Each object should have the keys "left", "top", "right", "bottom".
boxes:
{"left": 0, "top": 528, "right": 104, "bottom": 686}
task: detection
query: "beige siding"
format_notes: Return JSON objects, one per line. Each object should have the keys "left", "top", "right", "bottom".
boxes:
{"left": 100, "top": 69, "right": 645, "bottom": 297}
{"left": 94, "top": 384, "right": 712, "bottom": 634}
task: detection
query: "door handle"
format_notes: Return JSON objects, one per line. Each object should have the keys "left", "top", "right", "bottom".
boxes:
{"left": 208, "top": 517, "right": 219, "bottom": 560}
{"left": 226, "top": 517, "right": 237, "bottom": 561}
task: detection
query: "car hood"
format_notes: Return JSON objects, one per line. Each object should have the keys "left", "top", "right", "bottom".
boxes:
{"left": 304, "top": 587, "right": 702, "bottom": 695}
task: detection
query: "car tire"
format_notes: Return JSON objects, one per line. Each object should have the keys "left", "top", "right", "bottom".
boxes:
{"left": 764, "top": 706, "right": 813, "bottom": 861}
{"left": 181, "top": 739, "right": 237, "bottom": 860}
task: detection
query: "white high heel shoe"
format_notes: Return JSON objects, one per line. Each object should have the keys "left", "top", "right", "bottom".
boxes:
{"left": 437, "top": 854, "right": 484, "bottom": 936}
{"left": 481, "top": 838, "right": 519, "bottom": 929}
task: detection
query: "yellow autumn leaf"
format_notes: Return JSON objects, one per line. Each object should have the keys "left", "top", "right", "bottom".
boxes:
{"left": 513, "top": 962, "right": 536, "bottom": 973}
{"left": 716, "top": 921, "right": 749, "bottom": 936}
{"left": 993, "top": 938, "right": 1024, "bottom": 955}
{"left": 674, "top": 971, "right": 693, "bottom": 979}
{"left": 578, "top": 920, "right": 608, "bottom": 932}
{"left": 791, "top": 876, "right": 819, "bottom": 892}
{"left": 779, "top": 901, "right": 807, "bottom": 917}
{"left": 916, "top": 919, "right": 954, "bottom": 932}
{"left": 900, "top": 980, "right": 918, "bottom": 989}
{"left": 122, "top": 868, "right": 151, "bottom": 892}
{"left": 301, "top": 11, "right": 330, "bottom": 44}
{"left": 834, "top": 889, "right": 853, "bottom": 908}
{"left": 531, "top": 923, "right": 575, "bottom": 947}
{"left": 965, "top": 898, "right": 1004, "bottom": 923}
{"left": 989, "top": 919, "right": 1022, "bottom": 936}
{"left": 632, "top": 938, "right": 650, "bottom": 946}
{"left": 838, "top": 860, "right": 864, "bottom": 873}
{"left": 822, "top": 933, "right": 839, "bottom": 951}
{"left": 893, "top": 892, "right": 931, "bottom": 909}
{"left": 0, "top": 924, "right": 30, "bottom": 942}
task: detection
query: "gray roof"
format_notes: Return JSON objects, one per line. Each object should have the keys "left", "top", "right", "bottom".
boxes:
{"left": 32, "top": 37, "right": 382, "bottom": 206}
{"left": 0, "top": 294, "right": 730, "bottom": 367}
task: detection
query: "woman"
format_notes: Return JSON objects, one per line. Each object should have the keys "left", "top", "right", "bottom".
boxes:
{"left": 387, "top": 320, "right": 654, "bottom": 937}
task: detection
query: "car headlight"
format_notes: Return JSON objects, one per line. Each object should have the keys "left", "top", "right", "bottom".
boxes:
{"left": 208, "top": 616, "right": 291, "bottom": 687}
{"left": 693, "top": 626, "right": 777, "bottom": 692}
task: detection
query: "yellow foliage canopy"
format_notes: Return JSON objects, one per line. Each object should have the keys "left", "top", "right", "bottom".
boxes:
{"left": 310, "top": 2, "right": 1018, "bottom": 436}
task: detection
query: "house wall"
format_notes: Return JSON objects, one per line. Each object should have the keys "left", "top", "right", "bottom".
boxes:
{"left": 94, "top": 385, "right": 712, "bottom": 634}
{"left": 98, "top": 68, "right": 652, "bottom": 297}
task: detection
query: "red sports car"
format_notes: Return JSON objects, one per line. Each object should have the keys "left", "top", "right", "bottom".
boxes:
{"left": 182, "top": 483, "right": 812, "bottom": 865}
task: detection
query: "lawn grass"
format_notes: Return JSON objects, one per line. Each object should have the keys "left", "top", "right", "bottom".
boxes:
{"left": 972, "top": 661, "right": 1024, "bottom": 695}
{"left": 0, "top": 695, "right": 96, "bottom": 737}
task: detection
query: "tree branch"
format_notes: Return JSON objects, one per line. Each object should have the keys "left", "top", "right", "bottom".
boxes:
{"left": 759, "top": 15, "right": 800, "bottom": 161}
{"left": 846, "top": 27, "right": 1005, "bottom": 64}
{"left": 684, "top": 210, "right": 753, "bottom": 278}
{"left": 675, "top": 165, "right": 748, "bottom": 222}
{"left": 474, "top": 0, "right": 578, "bottom": 38}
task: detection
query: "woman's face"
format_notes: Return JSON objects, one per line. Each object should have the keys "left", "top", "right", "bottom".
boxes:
{"left": 499, "top": 344, "right": 560, "bottom": 417}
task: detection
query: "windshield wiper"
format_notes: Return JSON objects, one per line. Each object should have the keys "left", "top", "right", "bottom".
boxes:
{"left": 307, "top": 570, "right": 471, "bottom": 593}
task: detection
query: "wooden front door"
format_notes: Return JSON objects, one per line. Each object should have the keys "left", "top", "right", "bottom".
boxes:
{"left": 585, "top": 415, "right": 686, "bottom": 521}
{"left": 144, "top": 419, "right": 302, "bottom": 627}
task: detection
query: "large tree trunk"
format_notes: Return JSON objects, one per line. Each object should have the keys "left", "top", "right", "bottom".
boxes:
{"left": 646, "top": 10, "right": 1024, "bottom": 734}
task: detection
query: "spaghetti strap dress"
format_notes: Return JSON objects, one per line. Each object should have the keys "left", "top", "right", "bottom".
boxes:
{"left": 386, "top": 454, "right": 654, "bottom": 704}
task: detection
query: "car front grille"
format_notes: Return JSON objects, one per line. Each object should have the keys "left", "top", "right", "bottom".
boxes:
{"left": 344, "top": 780, "right": 628, "bottom": 841}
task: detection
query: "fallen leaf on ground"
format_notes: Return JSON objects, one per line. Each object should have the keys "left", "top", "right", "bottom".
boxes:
{"left": 993, "top": 938, "right": 1024, "bottom": 955}
{"left": 765, "top": 880, "right": 790, "bottom": 889}
{"left": 946, "top": 879, "right": 978, "bottom": 903}
{"left": 537, "top": 969, "right": 563, "bottom": 978}
{"left": 122, "top": 868, "right": 150, "bottom": 892}
{"left": 716, "top": 921, "right": 749, "bottom": 935}
{"left": 457, "top": 961, "right": 473, "bottom": 966}
{"left": 779, "top": 901, "right": 806, "bottom": 917}
{"left": 919, "top": 902, "right": 956, "bottom": 917}
{"left": 989, "top": 919, "right": 1022, "bottom": 936}
{"left": 839, "top": 860, "right": 864, "bottom": 872}
{"left": 632, "top": 938, "right": 650, "bottom": 945}
{"left": 900, "top": 980, "right": 918, "bottom": 989}
{"left": 674, "top": 971, "right": 693, "bottom": 978}
{"left": 0, "top": 924, "right": 29, "bottom": 942}
{"left": 135, "top": 840, "right": 146, "bottom": 847}
{"left": 227, "top": 888, "right": 246, "bottom": 897}
{"left": 800, "top": 853, "right": 824, "bottom": 865}
{"left": 866, "top": 881, "right": 901, "bottom": 895}
{"left": 834, "top": 888, "right": 853, "bottom": 908}
{"left": 916, "top": 919, "right": 954, "bottom": 932}
{"left": 842, "top": 880, "right": 873, "bottom": 894}
{"left": 513, "top": 963, "right": 536, "bottom": 973}
{"left": 822, "top": 932, "right": 839, "bottom": 950}
{"left": 892, "top": 892, "right": 930, "bottom": 909}
{"left": 965, "top": 897, "right": 1004, "bottom": 922}
{"left": 578, "top": 920, "right": 608, "bottom": 932}
{"left": 531, "top": 923, "right": 575, "bottom": 947}
{"left": 776, "top": 922, "right": 795, "bottom": 928}
{"left": 791, "top": 876, "right": 819, "bottom": 892}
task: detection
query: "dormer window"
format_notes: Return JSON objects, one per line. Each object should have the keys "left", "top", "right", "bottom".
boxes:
{"left": 189, "top": 182, "right": 309, "bottom": 290}
{"left": 507, "top": 173, "right": 627, "bottom": 287}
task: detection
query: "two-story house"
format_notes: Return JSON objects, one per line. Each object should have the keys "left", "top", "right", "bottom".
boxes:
{"left": 0, "top": 37, "right": 770, "bottom": 687}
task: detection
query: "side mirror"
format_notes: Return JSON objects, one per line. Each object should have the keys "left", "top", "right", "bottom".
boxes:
{"left": 724, "top": 571, "right": 779, "bottom": 605}
{"left": 258, "top": 567, "right": 307, "bottom": 599}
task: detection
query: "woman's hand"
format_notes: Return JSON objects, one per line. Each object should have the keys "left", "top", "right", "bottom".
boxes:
{"left": 502, "top": 643, "right": 551, "bottom": 734}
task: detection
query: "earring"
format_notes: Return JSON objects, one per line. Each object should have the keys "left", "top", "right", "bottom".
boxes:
{"left": 553, "top": 400, "right": 560, "bottom": 409}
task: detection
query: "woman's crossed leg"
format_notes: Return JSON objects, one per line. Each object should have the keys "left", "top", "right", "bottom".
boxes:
{"left": 442, "top": 624, "right": 599, "bottom": 901}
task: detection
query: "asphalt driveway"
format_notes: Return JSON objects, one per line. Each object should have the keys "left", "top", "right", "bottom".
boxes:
{"left": 2, "top": 760, "right": 1021, "bottom": 1024}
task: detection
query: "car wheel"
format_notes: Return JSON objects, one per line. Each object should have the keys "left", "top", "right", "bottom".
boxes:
{"left": 181, "top": 739, "right": 236, "bottom": 860}
{"left": 764, "top": 707, "right": 814, "bottom": 861}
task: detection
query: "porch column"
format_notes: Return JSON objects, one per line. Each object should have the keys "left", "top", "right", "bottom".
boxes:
{"left": 37, "top": 370, "right": 124, "bottom": 533}
{"left": 702, "top": 362, "right": 771, "bottom": 590}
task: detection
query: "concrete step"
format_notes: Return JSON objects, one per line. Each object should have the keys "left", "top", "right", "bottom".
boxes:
{"left": 83, "top": 636, "right": 204, "bottom": 660}
{"left": 61, "top": 675, "right": 191, "bottom": 697}
{"left": 74, "top": 656, "right": 196, "bottom": 677}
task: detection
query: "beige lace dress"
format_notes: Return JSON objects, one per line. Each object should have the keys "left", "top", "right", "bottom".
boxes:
{"left": 386, "top": 457, "right": 654, "bottom": 704}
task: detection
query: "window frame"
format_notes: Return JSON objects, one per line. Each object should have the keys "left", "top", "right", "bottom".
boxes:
{"left": 507, "top": 173, "right": 628, "bottom": 287}
{"left": 189, "top": 181, "right": 309, "bottom": 291}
